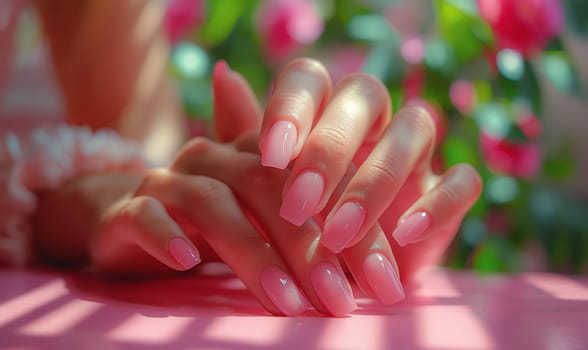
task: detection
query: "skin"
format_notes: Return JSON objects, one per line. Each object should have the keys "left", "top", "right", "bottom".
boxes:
{"left": 19, "top": 0, "right": 482, "bottom": 316}
{"left": 32, "top": 61, "right": 481, "bottom": 317}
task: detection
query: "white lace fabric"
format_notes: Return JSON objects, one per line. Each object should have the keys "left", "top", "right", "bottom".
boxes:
{"left": 0, "top": 125, "right": 149, "bottom": 266}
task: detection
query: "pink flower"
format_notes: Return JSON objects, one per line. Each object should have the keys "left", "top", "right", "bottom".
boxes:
{"left": 324, "top": 47, "right": 367, "bottom": 83}
{"left": 480, "top": 133, "right": 542, "bottom": 178}
{"left": 164, "top": 0, "right": 206, "bottom": 44}
{"left": 450, "top": 80, "right": 477, "bottom": 114}
{"left": 256, "top": 0, "right": 324, "bottom": 62}
{"left": 402, "top": 67, "right": 426, "bottom": 102}
{"left": 516, "top": 111, "right": 542, "bottom": 140}
{"left": 400, "top": 34, "right": 426, "bottom": 65}
{"left": 477, "top": 0, "right": 564, "bottom": 58}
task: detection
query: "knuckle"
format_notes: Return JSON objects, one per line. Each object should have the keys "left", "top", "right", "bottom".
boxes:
{"left": 172, "top": 137, "right": 215, "bottom": 172}
{"left": 186, "top": 177, "right": 232, "bottom": 204}
{"left": 139, "top": 168, "right": 168, "bottom": 189}
{"left": 270, "top": 90, "right": 311, "bottom": 112}
{"left": 453, "top": 163, "right": 484, "bottom": 197}
{"left": 125, "top": 196, "right": 161, "bottom": 219}
{"left": 310, "top": 124, "right": 350, "bottom": 161}
{"left": 338, "top": 73, "right": 388, "bottom": 102}
{"left": 365, "top": 155, "right": 402, "bottom": 186}
{"left": 182, "top": 137, "right": 214, "bottom": 156}
{"left": 438, "top": 182, "right": 462, "bottom": 205}
{"left": 402, "top": 106, "right": 436, "bottom": 140}
{"left": 284, "top": 57, "right": 328, "bottom": 77}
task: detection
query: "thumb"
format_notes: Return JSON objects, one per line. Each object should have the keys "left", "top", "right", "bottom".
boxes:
{"left": 212, "top": 61, "right": 262, "bottom": 142}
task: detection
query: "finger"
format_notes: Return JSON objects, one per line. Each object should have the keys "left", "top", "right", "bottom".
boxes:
{"left": 341, "top": 223, "right": 405, "bottom": 305}
{"left": 213, "top": 61, "right": 262, "bottom": 143}
{"left": 259, "top": 58, "right": 332, "bottom": 169}
{"left": 320, "top": 106, "right": 436, "bottom": 253}
{"left": 93, "top": 195, "right": 201, "bottom": 274}
{"left": 314, "top": 163, "right": 405, "bottom": 305}
{"left": 141, "top": 169, "right": 310, "bottom": 316}
{"left": 392, "top": 163, "right": 482, "bottom": 247}
{"left": 232, "top": 130, "right": 262, "bottom": 155}
{"left": 279, "top": 73, "right": 391, "bottom": 227}
{"left": 171, "top": 142, "right": 357, "bottom": 316}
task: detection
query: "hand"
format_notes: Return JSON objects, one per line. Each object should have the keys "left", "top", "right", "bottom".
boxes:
{"left": 168, "top": 134, "right": 404, "bottom": 316}
{"left": 89, "top": 63, "right": 403, "bottom": 316}
{"left": 219, "top": 58, "right": 482, "bottom": 282}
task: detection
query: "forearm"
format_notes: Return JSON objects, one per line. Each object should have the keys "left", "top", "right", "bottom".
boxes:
{"left": 34, "top": 0, "right": 188, "bottom": 164}
{"left": 32, "top": 172, "right": 144, "bottom": 266}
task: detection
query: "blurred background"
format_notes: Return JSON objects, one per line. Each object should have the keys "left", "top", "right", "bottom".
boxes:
{"left": 1, "top": 0, "right": 587, "bottom": 274}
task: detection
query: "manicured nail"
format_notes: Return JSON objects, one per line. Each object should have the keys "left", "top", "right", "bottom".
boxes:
{"left": 310, "top": 262, "right": 356, "bottom": 316}
{"left": 321, "top": 201, "right": 366, "bottom": 253}
{"left": 168, "top": 238, "right": 201, "bottom": 269}
{"left": 261, "top": 121, "right": 298, "bottom": 169}
{"left": 363, "top": 253, "right": 405, "bottom": 305}
{"left": 280, "top": 170, "right": 324, "bottom": 226}
{"left": 392, "top": 211, "right": 431, "bottom": 247}
{"left": 213, "top": 60, "right": 230, "bottom": 80}
{"left": 260, "top": 266, "right": 309, "bottom": 316}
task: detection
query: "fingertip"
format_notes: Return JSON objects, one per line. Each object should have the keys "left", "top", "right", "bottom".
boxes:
{"left": 260, "top": 120, "right": 298, "bottom": 169}
{"left": 213, "top": 60, "right": 231, "bottom": 82}
{"left": 392, "top": 211, "right": 431, "bottom": 247}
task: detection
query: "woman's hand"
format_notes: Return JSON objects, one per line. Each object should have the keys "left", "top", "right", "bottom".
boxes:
{"left": 220, "top": 57, "right": 482, "bottom": 282}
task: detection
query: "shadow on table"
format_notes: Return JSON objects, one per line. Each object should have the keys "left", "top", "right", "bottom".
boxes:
{"left": 1, "top": 266, "right": 588, "bottom": 349}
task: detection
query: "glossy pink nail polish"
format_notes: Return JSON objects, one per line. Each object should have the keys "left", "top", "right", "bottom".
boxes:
{"left": 363, "top": 253, "right": 405, "bottom": 305}
{"left": 321, "top": 201, "right": 366, "bottom": 253}
{"left": 168, "top": 238, "right": 201, "bottom": 269}
{"left": 280, "top": 171, "right": 324, "bottom": 226}
{"left": 310, "top": 262, "right": 356, "bottom": 316}
{"left": 392, "top": 211, "right": 431, "bottom": 247}
{"left": 261, "top": 121, "right": 298, "bottom": 169}
{"left": 260, "top": 266, "right": 309, "bottom": 316}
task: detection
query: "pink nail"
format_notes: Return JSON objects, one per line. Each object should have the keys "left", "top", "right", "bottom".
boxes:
{"left": 321, "top": 201, "right": 366, "bottom": 253}
{"left": 260, "top": 266, "right": 309, "bottom": 316}
{"left": 310, "top": 262, "right": 356, "bottom": 316}
{"left": 363, "top": 253, "right": 405, "bottom": 305}
{"left": 261, "top": 121, "right": 298, "bottom": 169}
{"left": 392, "top": 211, "right": 431, "bottom": 247}
{"left": 168, "top": 238, "right": 201, "bottom": 270}
{"left": 280, "top": 171, "right": 324, "bottom": 226}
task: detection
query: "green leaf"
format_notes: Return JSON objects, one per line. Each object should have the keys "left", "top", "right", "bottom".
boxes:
{"left": 363, "top": 40, "right": 404, "bottom": 84}
{"left": 542, "top": 142, "right": 576, "bottom": 180}
{"left": 495, "top": 56, "right": 542, "bottom": 115}
{"left": 197, "top": 0, "right": 248, "bottom": 45}
{"left": 539, "top": 51, "right": 581, "bottom": 94}
{"left": 424, "top": 39, "right": 457, "bottom": 76}
{"left": 347, "top": 14, "right": 395, "bottom": 42}
{"left": 472, "top": 239, "right": 505, "bottom": 273}
{"left": 563, "top": 0, "right": 588, "bottom": 37}
{"left": 434, "top": 0, "right": 492, "bottom": 63}
{"left": 442, "top": 136, "right": 480, "bottom": 167}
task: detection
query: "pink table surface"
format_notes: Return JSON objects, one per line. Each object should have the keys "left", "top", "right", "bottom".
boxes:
{"left": 1, "top": 267, "right": 587, "bottom": 350}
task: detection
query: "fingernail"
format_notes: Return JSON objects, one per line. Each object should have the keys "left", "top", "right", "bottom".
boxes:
{"left": 261, "top": 121, "right": 298, "bottom": 169}
{"left": 310, "top": 262, "right": 356, "bottom": 316}
{"left": 280, "top": 170, "right": 324, "bottom": 226}
{"left": 363, "top": 253, "right": 405, "bottom": 305}
{"left": 213, "top": 60, "right": 230, "bottom": 80}
{"left": 168, "top": 238, "right": 201, "bottom": 269}
{"left": 260, "top": 265, "right": 309, "bottom": 316}
{"left": 392, "top": 211, "right": 431, "bottom": 247}
{"left": 321, "top": 201, "right": 366, "bottom": 253}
